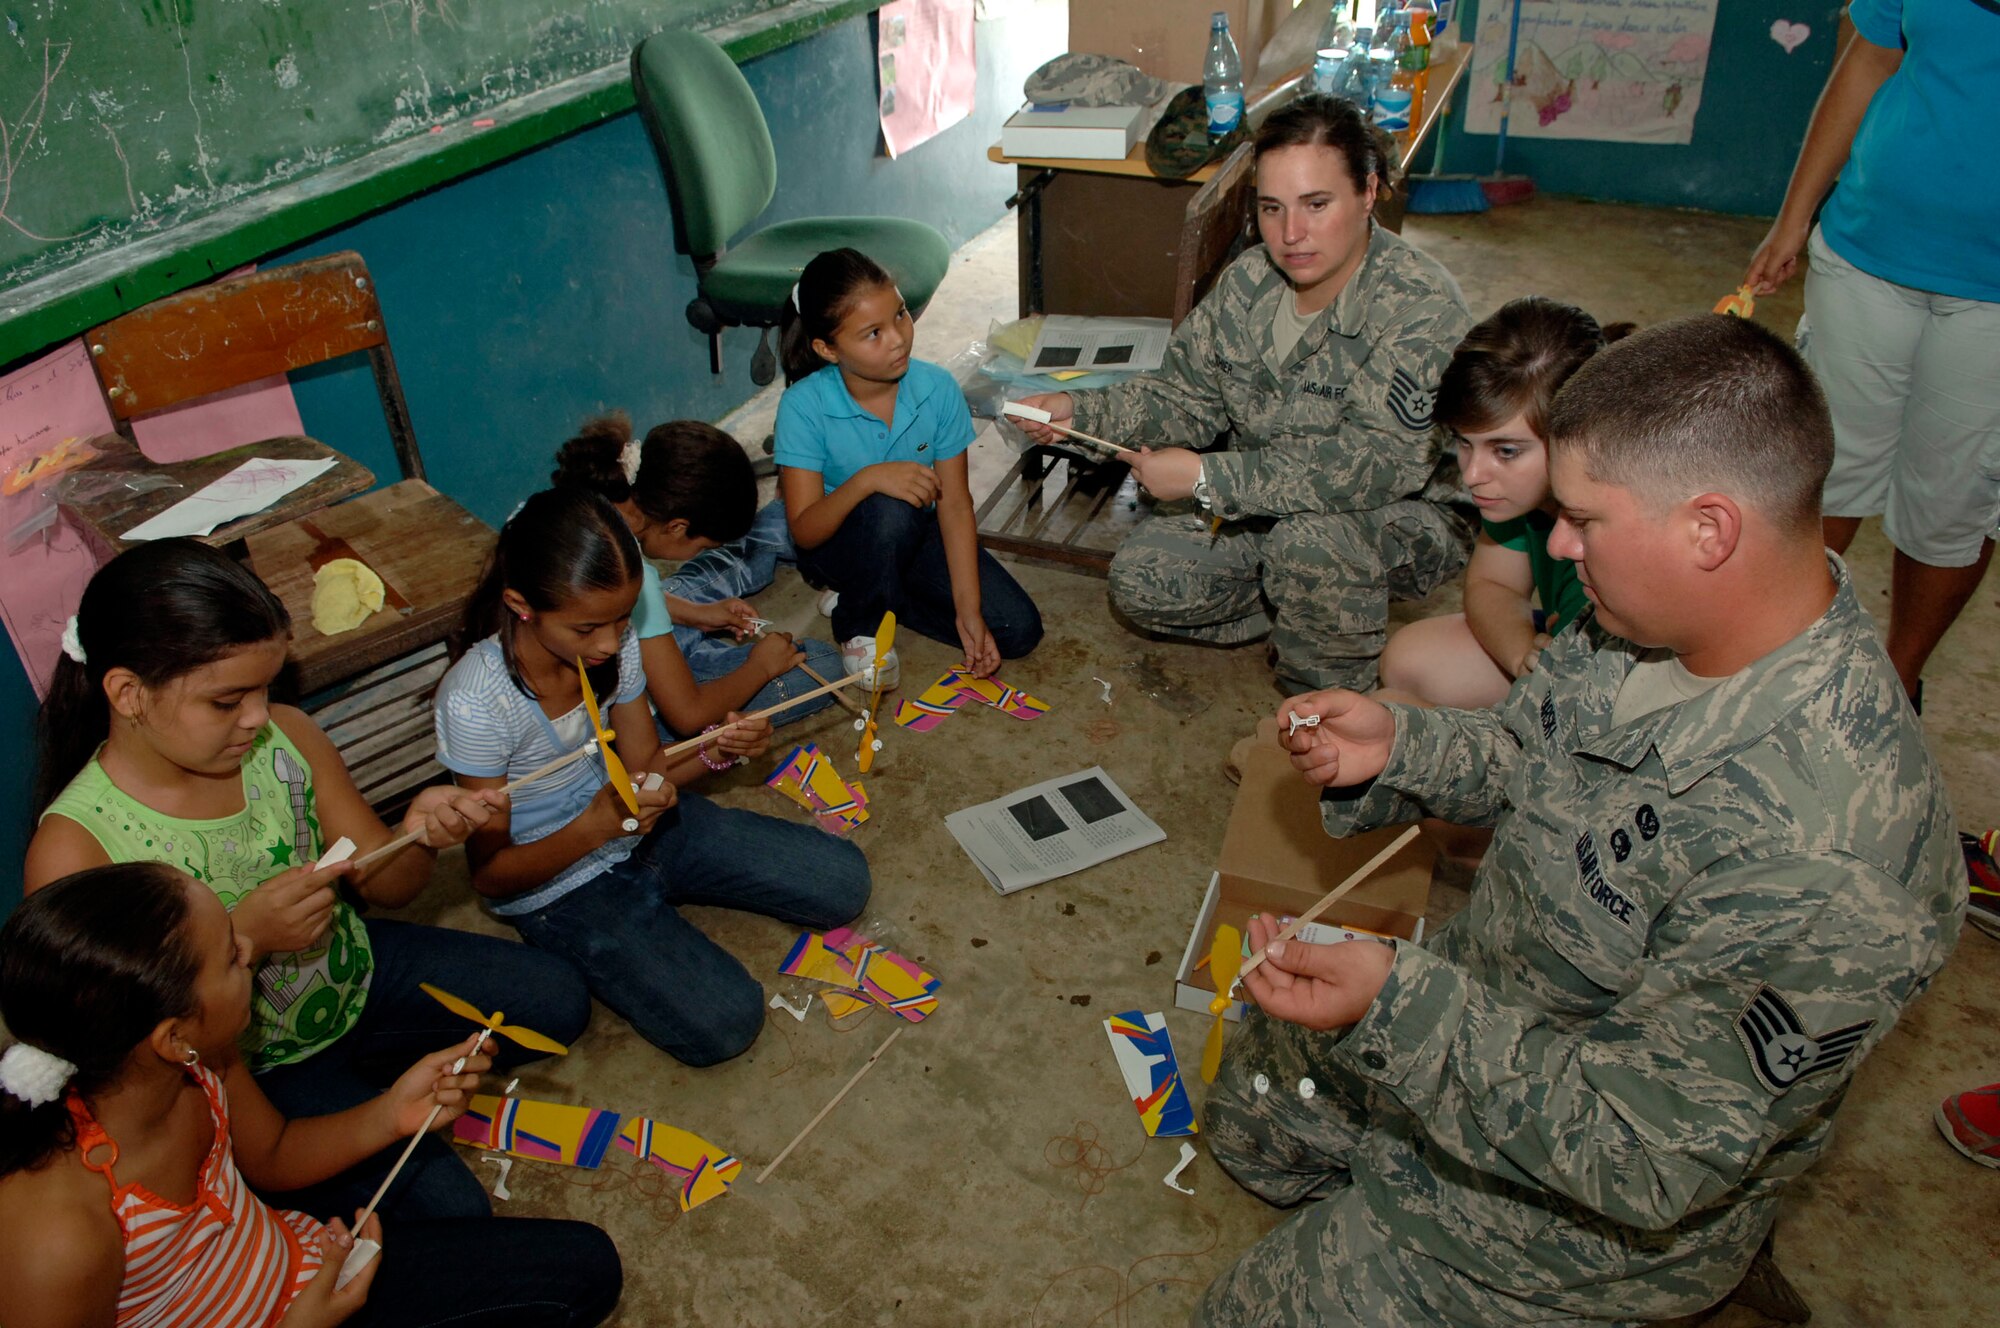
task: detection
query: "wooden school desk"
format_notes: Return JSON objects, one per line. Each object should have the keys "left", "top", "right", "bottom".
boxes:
{"left": 56, "top": 434, "right": 374, "bottom": 559}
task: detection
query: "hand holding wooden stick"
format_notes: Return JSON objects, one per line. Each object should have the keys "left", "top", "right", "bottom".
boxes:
{"left": 1000, "top": 401, "right": 1132, "bottom": 455}
{"left": 748, "top": 620, "right": 863, "bottom": 716}
{"left": 350, "top": 740, "right": 607, "bottom": 872}
{"left": 656, "top": 671, "right": 868, "bottom": 765}
{"left": 1212, "top": 825, "right": 1423, "bottom": 1009}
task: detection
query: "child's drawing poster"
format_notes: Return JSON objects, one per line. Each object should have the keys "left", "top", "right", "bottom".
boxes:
{"left": 1463, "top": 0, "right": 1719, "bottom": 145}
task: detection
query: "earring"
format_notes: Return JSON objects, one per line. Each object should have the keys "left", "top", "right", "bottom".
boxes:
{"left": 518, "top": 612, "right": 530, "bottom": 621}
{"left": 180, "top": 1046, "right": 199, "bottom": 1066}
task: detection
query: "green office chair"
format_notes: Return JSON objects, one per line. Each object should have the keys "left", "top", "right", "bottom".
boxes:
{"left": 632, "top": 28, "right": 953, "bottom": 385}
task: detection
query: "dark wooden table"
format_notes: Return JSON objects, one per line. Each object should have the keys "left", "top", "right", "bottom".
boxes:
{"left": 55, "top": 433, "right": 373, "bottom": 557}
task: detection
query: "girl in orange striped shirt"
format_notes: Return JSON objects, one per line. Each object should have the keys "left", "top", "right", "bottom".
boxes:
{"left": 0, "top": 863, "right": 620, "bottom": 1328}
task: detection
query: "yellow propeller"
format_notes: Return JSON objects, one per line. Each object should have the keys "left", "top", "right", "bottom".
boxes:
{"left": 419, "top": 982, "right": 572, "bottom": 1057}
{"left": 1199, "top": 922, "right": 1243, "bottom": 1083}
{"left": 856, "top": 611, "right": 897, "bottom": 774}
{"left": 577, "top": 658, "right": 641, "bottom": 830}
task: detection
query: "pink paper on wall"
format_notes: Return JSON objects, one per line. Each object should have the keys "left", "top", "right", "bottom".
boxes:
{"left": 0, "top": 329, "right": 303, "bottom": 693}
{"left": 876, "top": 0, "right": 977, "bottom": 159}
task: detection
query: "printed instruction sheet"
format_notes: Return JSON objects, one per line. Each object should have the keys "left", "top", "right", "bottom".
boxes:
{"left": 945, "top": 765, "right": 1164, "bottom": 895}
{"left": 1026, "top": 317, "right": 1171, "bottom": 375}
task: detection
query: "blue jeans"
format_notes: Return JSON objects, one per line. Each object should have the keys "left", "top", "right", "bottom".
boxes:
{"left": 664, "top": 498, "right": 842, "bottom": 725}
{"left": 797, "top": 492, "right": 1045, "bottom": 656}
{"left": 255, "top": 919, "right": 592, "bottom": 1223}
{"left": 509, "top": 792, "right": 870, "bottom": 1067}
{"left": 351, "top": 1216, "right": 621, "bottom": 1327}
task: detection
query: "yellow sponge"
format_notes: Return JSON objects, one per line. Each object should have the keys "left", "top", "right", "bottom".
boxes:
{"left": 311, "top": 558, "right": 386, "bottom": 635}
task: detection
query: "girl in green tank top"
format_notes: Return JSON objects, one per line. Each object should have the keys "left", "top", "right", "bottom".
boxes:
{"left": 26, "top": 541, "right": 519, "bottom": 1071}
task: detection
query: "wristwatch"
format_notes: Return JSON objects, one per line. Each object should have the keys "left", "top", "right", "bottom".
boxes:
{"left": 1192, "top": 459, "right": 1213, "bottom": 511}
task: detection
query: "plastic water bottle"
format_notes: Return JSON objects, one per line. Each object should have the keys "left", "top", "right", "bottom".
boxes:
{"left": 1313, "top": 47, "right": 1347, "bottom": 97}
{"left": 1203, "top": 12, "right": 1246, "bottom": 139}
{"left": 1368, "top": 47, "right": 1409, "bottom": 129}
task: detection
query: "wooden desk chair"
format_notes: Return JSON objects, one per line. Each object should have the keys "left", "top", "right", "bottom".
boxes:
{"left": 86, "top": 252, "right": 494, "bottom": 813}
{"left": 631, "top": 28, "right": 953, "bottom": 385}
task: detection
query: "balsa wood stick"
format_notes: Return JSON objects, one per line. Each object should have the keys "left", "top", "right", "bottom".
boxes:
{"left": 749, "top": 622, "right": 863, "bottom": 716}
{"left": 1221, "top": 825, "right": 1424, "bottom": 1003}
{"left": 349, "top": 740, "right": 606, "bottom": 872}
{"left": 655, "top": 671, "right": 868, "bottom": 764}
{"left": 353, "top": 1028, "right": 491, "bottom": 1228}
{"left": 1001, "top": 401, "right": 1132, "bottom": 454}
{"left": 755, "top": 1025, "right": 903, "bottom": 1184}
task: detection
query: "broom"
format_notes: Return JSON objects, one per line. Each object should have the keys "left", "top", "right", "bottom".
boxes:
{"left": 1404, "top": 99, "right": 1489, "bottom": 214}
{"left": 1482, "top": 0, "right": 1536, "bottom": 206}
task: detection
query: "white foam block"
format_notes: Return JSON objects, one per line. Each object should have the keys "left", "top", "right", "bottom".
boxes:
{"left": 335, "top": 1238, "right": 381, "bottom": 1291}
{"left": 1002, "top": 400, "right": 1052, "bottom": 424}
{"left": 316, "top": 837, "right": 357, "bottom": 870}
{"left": 641, "top": 772, "right": 665, "bottom": 792}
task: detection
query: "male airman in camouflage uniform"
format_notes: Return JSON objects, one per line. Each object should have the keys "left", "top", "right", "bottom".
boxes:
{"left": 1198, "top": 317, "right": 1964, "bottom": 1325}
{"left": 1067, "top": 223, "right": 1474, "bottom": 691}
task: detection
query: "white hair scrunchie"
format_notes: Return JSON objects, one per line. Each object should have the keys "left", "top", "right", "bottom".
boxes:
{"left": 60, "top": 615, "right": 86, "bottom": 665}
{"left": 790, "top": 280, "right": 802, "bottom": 313}
{"left": 0, "top": 1042, "right": 78, "bottom": 1108}
{"left": 618, "top": 438, "right": 643, "bottom": 487}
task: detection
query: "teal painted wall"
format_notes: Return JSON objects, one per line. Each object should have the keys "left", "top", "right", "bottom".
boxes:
{"left": 0, "top": 10, "right": 1064, "bottom": 912}
{"left": 1433, "top": 2, "right": 1843, "bottom": 216}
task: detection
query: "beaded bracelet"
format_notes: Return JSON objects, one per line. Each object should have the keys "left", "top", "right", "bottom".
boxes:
{"left": 699, "top": 724, "right": 744, "bottom": 770}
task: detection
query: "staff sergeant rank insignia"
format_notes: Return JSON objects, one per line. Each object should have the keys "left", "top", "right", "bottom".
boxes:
{"left": 1735, "top": 985, "right": 1873, "bottom": 1094}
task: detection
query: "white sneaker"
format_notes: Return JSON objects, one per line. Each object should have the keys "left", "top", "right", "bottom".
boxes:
{"left": 840, "top": 636, "right": 899, "bottom": 691}
{"left": 817, "top": 589, "right": 840, "bottom": 618}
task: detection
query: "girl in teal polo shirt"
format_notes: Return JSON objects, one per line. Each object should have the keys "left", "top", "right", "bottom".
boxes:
{"left": 1378, "top": 298, "right": 1628, "bottom": 708}
{"left": 774, "top": 248, "right": 1042, "bottom": 682}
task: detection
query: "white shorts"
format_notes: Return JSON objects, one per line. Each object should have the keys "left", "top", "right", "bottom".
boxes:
{"left": 1801, "top": 227, "right": 2000, "bottom": 567}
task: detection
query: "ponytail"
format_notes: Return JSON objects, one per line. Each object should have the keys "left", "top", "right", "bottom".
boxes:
{"left": 463, "top": 487, "right": 644, "bottom": 699}
{"left": 551, "top": 416, "right": 756, "bottom": 544}
{"left": 778, "top": 247, "right": 898, "bottom": 387}
{"left": 549, "top": 412, "right": 639, "bottom": 504}
{"left": 0, "top": 862, "right": 202, "bottom": 1176}
{"left": 35, "top": 540, "right": 290, "bottom": 816}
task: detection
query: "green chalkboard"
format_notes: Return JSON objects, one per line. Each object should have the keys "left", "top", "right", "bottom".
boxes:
{"left": 0, "top": 0, "right": 882, "bottom": 363}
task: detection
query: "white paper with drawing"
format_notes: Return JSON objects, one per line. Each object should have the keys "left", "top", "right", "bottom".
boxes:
{"left": 945, "top": 766, "right": 1164, "bottom": 895}
{"left": 1026, "top": 317, "right": 1172, "bottom": 376}
{"left": 1464, "top": 0, "right": 1719, "bottom": 145}
{"left": 123, "top": 456, "right": 336, "bottom": 540}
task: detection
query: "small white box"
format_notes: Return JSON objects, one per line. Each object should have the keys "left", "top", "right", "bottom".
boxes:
{"left": 1001, "top": 102, "right": 1150, "bottom": 160}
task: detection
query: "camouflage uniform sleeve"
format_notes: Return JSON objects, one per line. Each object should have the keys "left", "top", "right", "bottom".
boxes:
{"left": 1332, "top": 852, "right": 1938, "bottom": 1231}
{"left": 1068, "top": 269, "right": 1238, "bottom": 448}
{"left": 1320, "top": 687, "right": 1542, "bottom": 837}
{"left": 1203, "top": 292, "right": 1470, "bottom": 519}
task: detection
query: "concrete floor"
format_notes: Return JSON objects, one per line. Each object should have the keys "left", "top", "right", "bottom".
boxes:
{"left": 390, "top": 199, "right": 1999, "bottom": 1326}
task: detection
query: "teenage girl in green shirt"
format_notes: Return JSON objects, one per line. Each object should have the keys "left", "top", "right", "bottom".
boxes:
{"left": 1379, "top": 298, "right": 1630, "bottom": 709}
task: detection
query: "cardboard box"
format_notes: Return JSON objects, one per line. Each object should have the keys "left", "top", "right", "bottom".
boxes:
{"left": 1000, "top": 102, "right": 1151, "bottom": 160}
{"left": 1069, "top": 0, "right": 1295, "bottom": 89}
{"left": 1174, "top": 721, "right": 1433, "bottom": 1021}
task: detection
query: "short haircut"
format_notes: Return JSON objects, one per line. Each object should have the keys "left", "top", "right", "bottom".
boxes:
{"left": 1546, "top": 314, "right": 1832, "bottom": 531}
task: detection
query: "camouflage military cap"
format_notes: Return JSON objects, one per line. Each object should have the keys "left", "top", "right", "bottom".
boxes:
{"left": 1146, "top": 84, "right": 1244, "bottom": 179}
{"left": 1023, "top": 53, "right": 1175, "bottom": 108}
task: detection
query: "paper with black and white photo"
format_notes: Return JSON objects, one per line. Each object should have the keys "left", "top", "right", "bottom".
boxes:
{"left": 945, "top": 765, "right": 1164, "bottom": 895}
{"left": 1025, "top": 316, "right": 1171, "bottom": 376}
